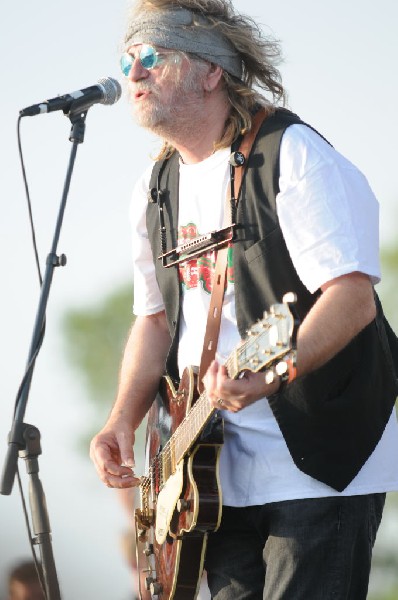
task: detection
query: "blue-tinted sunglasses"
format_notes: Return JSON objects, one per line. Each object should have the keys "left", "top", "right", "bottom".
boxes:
{"left": 120, "top": 44, "right": 166, "bottom": 76}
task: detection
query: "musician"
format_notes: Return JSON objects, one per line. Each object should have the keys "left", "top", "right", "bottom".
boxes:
{"left": 90, "top": 0, "right": 398, "bottom": 597}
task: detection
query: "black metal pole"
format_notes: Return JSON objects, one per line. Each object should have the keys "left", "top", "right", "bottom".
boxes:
{"left": 1, "top": 109, "right": 89, "bottom": 600}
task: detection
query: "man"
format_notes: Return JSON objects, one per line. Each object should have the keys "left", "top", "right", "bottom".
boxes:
{"left": 90, "top": 0, "right": 398, "bottom": 598}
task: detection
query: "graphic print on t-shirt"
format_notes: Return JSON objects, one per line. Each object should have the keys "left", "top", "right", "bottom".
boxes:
{"left": 178, "top": 222, "right": 234, "bottom": 293}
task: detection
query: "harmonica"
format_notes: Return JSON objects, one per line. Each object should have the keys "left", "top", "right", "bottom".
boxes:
{"left": 158, "top": 225, "right": 235, "bottom": 268}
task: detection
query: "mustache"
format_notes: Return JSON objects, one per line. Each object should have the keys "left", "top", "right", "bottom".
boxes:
{"left": 128, "top": 80, "right": 159, "bottom": 97}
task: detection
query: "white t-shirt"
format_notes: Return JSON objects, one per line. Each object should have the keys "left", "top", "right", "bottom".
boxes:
{"left": 131, "top": 124, "right": 398, "bottom": 506}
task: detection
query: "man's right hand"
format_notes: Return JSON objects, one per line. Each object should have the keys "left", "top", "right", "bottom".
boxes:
{"left": 89, "top": 312, "right": 171, "bottom": 489}
{"left": 90, "top": 420, "right": 141, "bottom": 489}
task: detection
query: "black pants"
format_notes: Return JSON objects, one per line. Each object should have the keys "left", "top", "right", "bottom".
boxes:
{"left": 204, "top": 494, "right": 385, "bottom": 599}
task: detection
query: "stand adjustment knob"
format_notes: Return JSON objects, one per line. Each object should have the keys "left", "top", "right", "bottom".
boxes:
{"left": 145, "top": 576, "right": 154, "bottom": 591}
{"left": 150, "top": 581, "right": 163, "bottom": 595}
{"left": 177, "top": 498, "right": 191, "bottom": 512}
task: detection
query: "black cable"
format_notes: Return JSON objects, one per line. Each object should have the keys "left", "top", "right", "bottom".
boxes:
{"left": 14, "top": 117, "right": 47, "bottom": 412}
{"left": 17, "top": 116, "right": 43, "bottom": 285}
{"left": 14, "top": 116, "right": 49, "bottom": 599}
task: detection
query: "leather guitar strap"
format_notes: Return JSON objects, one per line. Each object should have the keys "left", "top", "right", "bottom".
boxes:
{"left": 198, "top": 107, "right": 269, "bottom": 392}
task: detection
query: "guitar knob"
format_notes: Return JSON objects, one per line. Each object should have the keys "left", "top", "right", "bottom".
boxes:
{"left": 177, "top": 498, "right": 191, "bottom": 512}
{"left": 150, "top": 581, "right": 163, "bottom": 595}
{"left": 145, "top": 576, "right": 154, "bottom": 591}
{"left": 143, "top": 543, "right": 154, "bottom": 556}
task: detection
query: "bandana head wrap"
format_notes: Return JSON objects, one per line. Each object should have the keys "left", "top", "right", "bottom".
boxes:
{"left": 124, "top": 7, "right": 243, "bottom": 79}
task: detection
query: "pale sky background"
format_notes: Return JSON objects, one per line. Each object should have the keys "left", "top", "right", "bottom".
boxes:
{"left": 1, "top": 1, "right": 397, "bottom": 598}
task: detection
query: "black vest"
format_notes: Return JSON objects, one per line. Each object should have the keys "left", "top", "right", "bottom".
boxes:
{"left": 146, "top": 108, "right": 398, "bottom": 491}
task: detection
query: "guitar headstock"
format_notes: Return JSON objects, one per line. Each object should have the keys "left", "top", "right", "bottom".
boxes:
{"left": 233, "top": 293, "right": 299, "bottom": 377}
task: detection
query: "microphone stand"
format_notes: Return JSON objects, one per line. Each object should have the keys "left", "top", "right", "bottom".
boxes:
{"left": 0, "top": 108, "right": 89, "bottom": 600}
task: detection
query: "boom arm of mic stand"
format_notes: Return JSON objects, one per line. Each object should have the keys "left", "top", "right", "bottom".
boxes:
{"left": 0, "top": 110, "right": 89, "bottom": 600}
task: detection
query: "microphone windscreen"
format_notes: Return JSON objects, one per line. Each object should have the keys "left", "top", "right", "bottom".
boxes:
{"left": 98, "top": 77, "right": 122, "bottom": 105}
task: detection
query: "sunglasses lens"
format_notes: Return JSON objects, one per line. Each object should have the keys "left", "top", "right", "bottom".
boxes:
{"left": 120, "top": 45, "right": 161, "bottom": 76}
{"left": 140, "top": 45, "right": 157, "bottom": 70}
{"left": 120, "top": 53, "right": 133, "bottom": 76}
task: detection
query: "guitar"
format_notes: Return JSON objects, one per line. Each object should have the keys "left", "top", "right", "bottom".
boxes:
{"left": 135, "top": 294, "right": 298, "bottom": 599}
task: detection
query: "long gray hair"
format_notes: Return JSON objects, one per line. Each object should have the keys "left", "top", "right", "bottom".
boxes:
{"left": 126, "top": 0, "right": 286, "bottom": 157}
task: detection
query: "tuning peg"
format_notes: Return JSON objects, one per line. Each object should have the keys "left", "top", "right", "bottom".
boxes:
{"left": 275, "top": 360, "right": 289, "bottom": 376}
{"left": 264, "top": 368, "right": 277, "bottom": 384}
{"left": 282, "top": 292, "right": 297, "bottom": 304}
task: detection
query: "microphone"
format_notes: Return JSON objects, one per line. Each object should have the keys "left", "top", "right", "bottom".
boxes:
{"left": 20, "top": 77, "right": 122, "bottom": 117}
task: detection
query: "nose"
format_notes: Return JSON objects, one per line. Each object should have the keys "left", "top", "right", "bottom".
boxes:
{"left": 128, "top": 56, "right": 149, "bottom": 82}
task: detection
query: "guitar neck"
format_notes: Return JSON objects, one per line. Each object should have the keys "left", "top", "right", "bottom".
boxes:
{"left": 173, "top": 391, "right": 214, "bottom": 464}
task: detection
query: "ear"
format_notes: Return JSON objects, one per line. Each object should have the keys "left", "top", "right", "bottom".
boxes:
{"left": 204, "top": 63, "right": 224, "bottom": 92}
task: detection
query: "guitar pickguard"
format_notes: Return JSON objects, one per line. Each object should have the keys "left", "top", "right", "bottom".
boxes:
{"left": 155, "top": 462, "right": 184, "bottom": 544}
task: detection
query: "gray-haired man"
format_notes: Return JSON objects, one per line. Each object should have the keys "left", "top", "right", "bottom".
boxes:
{"left": 91, "top": 1, "right": 398, "bottom": 598}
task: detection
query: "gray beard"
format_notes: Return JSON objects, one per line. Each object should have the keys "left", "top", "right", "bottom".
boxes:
{"left": 135, "top": 96, "right": 206, "bottom": 146}
{"left": 133, "top": 100, "right": 174, "bottom": 132}
{"left": 130, "top": 63, "right": 207, "bottom": 139}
